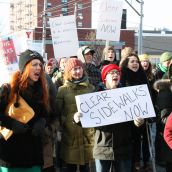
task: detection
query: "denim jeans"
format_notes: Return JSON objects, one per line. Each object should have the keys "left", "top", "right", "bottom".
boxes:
{"left": 95, "top": 159, "right": 132, "bottom": 172}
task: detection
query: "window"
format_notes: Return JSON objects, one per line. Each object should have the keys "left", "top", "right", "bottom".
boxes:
{"left": 78, "top": 13, "right": 83, "bottom": 17}
{"left": 77, "top": 3, "right": 83, "bottom": 9}
{"left": 77, "top": 22, "right": 83, "bottom": 27}
{"left": 47, "top": 12, "right": 52, "bottom": 17}
{"left": 62, "top": 7, "right": 68, "bottom": 15}
{"left": 61, "top": 8, "right": 68, "bottom": 12}
{"left": 47, "top": 3, "right": 52, "bottom": 7}
{"left": 47, "top": 21, "right": 50, "bottom": 27}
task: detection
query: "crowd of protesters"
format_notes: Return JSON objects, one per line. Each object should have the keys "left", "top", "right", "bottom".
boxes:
{"left": 0, "top": 46, "right": 172, "bottom": 172}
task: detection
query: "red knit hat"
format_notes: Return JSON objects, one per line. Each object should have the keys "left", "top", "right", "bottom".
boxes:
{"left": 64, "top": 58, "right": 83, "bottom": 73}
{"left": 47, "top": 62, "right": 53, "bottom": 67}
{"left": 101, "top": 64, "right": 121, "bottom": 83}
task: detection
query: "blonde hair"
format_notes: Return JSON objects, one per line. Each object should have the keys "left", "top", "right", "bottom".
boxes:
{"left": 120, "top": 47, "right": 135, "bottom": 67}
{"left": 102, "top": 46, "right": 115, "bottom": 61}
{"left": 121, "top": 47, "right": 135, "bottom": 59}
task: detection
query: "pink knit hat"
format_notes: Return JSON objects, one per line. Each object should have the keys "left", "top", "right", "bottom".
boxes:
{"left": 64, "top": 58, "right": 83, "bottom": 73}
{"left": 101, "top": 64, "right": 121, "bottom": 83}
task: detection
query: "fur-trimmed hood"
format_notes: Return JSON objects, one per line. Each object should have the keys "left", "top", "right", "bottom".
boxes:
{"left": 153, "top": 79, "right": 172, "bottom": 92}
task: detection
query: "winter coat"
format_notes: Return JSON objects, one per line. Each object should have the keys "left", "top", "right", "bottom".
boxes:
{"left": 0, "top": 82, "right": 48, "bottom": 168}
{"left": 154, "top": 79, "right": 172, "bottom": 162}
{"left": 84, "top": 63, "right": 102, "bottom": 91}
{"left": 56, "top": 79, "right": 95, "bottom": 165}
{"left": 43, "top": 74, "right": 59, "bottom": 169}
{"left": 93, "top": 122, "right": 133, "bottom": 161}
{"left": 93, "top": 85, "right": 133, "bottom": 161}
{"left": 153, "top": 64, "right": 167, "bottom": 80}
{"left": 120, "top": 67, "right": 148, "bottom": 87}
{"left": 120, "top": 67, "right": 150, "bottom": 163}
{"left": 164, "top": 112, "right": 172, "bottom": 150}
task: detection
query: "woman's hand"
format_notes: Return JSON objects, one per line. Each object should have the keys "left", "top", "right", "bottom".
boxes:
{"left": 73, "top": 112, "right": 82, "bottom": 123}
{"left": 134, "top": 117, "right": 144, "bottom": 127}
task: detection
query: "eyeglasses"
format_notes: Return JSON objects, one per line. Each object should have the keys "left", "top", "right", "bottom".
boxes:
{"left": 107, "top": 70, "right": 120, "bottom": 75}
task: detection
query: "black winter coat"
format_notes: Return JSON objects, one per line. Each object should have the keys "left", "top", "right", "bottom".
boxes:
{"left": 154, "top": 79, "right": 172, "bottom": 162}
{"left": 93, "top": 122, "right": 133, "bottom": 161}
{"left": 0, "top": 82, "right": 48, "bottom": 168}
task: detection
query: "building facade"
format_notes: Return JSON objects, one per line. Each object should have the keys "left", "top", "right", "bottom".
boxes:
{"left": 10, "top": 0, "right": 91, "bottom": 33}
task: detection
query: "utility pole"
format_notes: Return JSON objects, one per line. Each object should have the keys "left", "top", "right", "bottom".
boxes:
{"left": 124, "top": 0, "right": 144, "bottom": 55}
{"left": 74, "top": 2, "right": 77, "bottom": 18}
{"left": 42, "top": 0, "right": 47, "bottom": 60}
{"left": 137, "top": 0, "right": 144, "bottom": 55}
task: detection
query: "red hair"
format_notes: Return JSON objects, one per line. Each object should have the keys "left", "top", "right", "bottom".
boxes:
{"left": 10, "top": 61, "right": 50, "bottom": 112}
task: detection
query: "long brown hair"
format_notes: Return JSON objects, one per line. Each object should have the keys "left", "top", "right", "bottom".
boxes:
{"left": 10, "top": 61, "right": 50, "bottom": 112}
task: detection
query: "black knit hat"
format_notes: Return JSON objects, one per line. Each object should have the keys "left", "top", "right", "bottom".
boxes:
{"left": 19, "top": 49, "right": 44, "bottom": 73}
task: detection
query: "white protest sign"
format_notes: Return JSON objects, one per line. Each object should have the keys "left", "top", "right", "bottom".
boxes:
{"left": 96, "top": 0, "right": 123, "bottom": 41}
{"left": 27, "top": 42, "right": 42, "bottom": 55}
{"left": 75, "top": 84, "right": 156, "bottom": 128}
{"left": 12, "top": 30, "right": 29, "bottom": 56}
{"left": 49, "top": 15, "right": 79, "bottom": 59}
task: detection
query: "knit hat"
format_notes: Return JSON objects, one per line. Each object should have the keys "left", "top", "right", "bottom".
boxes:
{"left": 139, "top": 54, "right": 149, "bottom": 61}
{"left": 160, "top": 52, "right": 172, "bottom": 63}
{"left": 64, "top": 58, "right": 83, "bottom": 73}
{"left": 19, "top": 49, "right": 44, "bottom": 73}
{"left": 48, "top": 58, "right": 57, "bottom": 65}
{"left": 47, "top": 62, "right": 53, "bottom": 67}
{"left": 101, "top": 64, "right": 121, "bottom": 83}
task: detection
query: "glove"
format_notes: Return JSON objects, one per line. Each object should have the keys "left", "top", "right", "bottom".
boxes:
{"left": 134, "top": 117, "right": 144, "bottom": 127}
{"left": 73, "top": 112, "right": 82, "bottom": 123}
{"left": 32, "top": 118, "right": 46, "bottom": 136}
{"left": 12, "top": 120, "right": 29, "bottom": 134}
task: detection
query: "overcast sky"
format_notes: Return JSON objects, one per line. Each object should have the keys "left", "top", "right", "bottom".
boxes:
{"left": 93, "top": 0, "right": 172, "bottom": 30}
{"left": 0, "top": 0, "right": 10, "bottom": 36}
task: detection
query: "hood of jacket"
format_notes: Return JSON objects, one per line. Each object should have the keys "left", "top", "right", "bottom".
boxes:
{"left": 153, "top": 78, "right": 172, "bottom": 92}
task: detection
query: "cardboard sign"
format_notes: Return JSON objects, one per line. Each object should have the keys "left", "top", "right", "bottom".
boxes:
{"left": 96, "top": 0, "right": 123, "bottom": 41}
{"left": 75, "top": 84, "right": 156, "bottom": 128}
{"left": 49, "top": 15, "right": 79, "bottom": 58}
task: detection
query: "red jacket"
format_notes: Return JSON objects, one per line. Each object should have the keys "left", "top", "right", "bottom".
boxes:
{"left": 164, "top": 112, "right": 172, "bottom": 149}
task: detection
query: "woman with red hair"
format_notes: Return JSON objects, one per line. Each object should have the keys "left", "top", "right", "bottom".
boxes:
{"left": 0, "top": 49, "right": 53, "bottom": 172}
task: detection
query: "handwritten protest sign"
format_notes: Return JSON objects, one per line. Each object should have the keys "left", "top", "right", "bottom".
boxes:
{"left": 75, "top": 84, "right": 156, "bottom": 128}
{"left": 49, "top": 15, "right": 79, "bottom": 59}
{"left": 0, "top": 38, "right": 18, "bottom": 85}
{"left": 96, "top": 0, "right": 123, "bottom": 41}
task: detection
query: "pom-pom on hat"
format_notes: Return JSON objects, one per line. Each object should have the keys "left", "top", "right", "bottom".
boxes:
{"left": 19, "top": 49, "right": 44, "bottom": 73}
{"left": 101, "top": 64, "right": 121, "bottom": 83}
{"left": 64, "top": 58, "right": 83, "bottom": 73}
{"left": 139, "top": 54, "right": 149, "bottom": 61}
{"left": 160, "top": 52, "right": 172, "bottom": 63}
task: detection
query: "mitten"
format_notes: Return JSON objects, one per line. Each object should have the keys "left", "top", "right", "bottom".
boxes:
{"left": 12, "top": 120, "right": 29, "bottom": 134}
{"left": 73, "top": 112, "right": 82, "bottom": 123}
{"left": 32, "top": 118, "right": 46, "bottom": 136}
{"left": 134, "top": 117, "right": 144, "bottom": 127}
